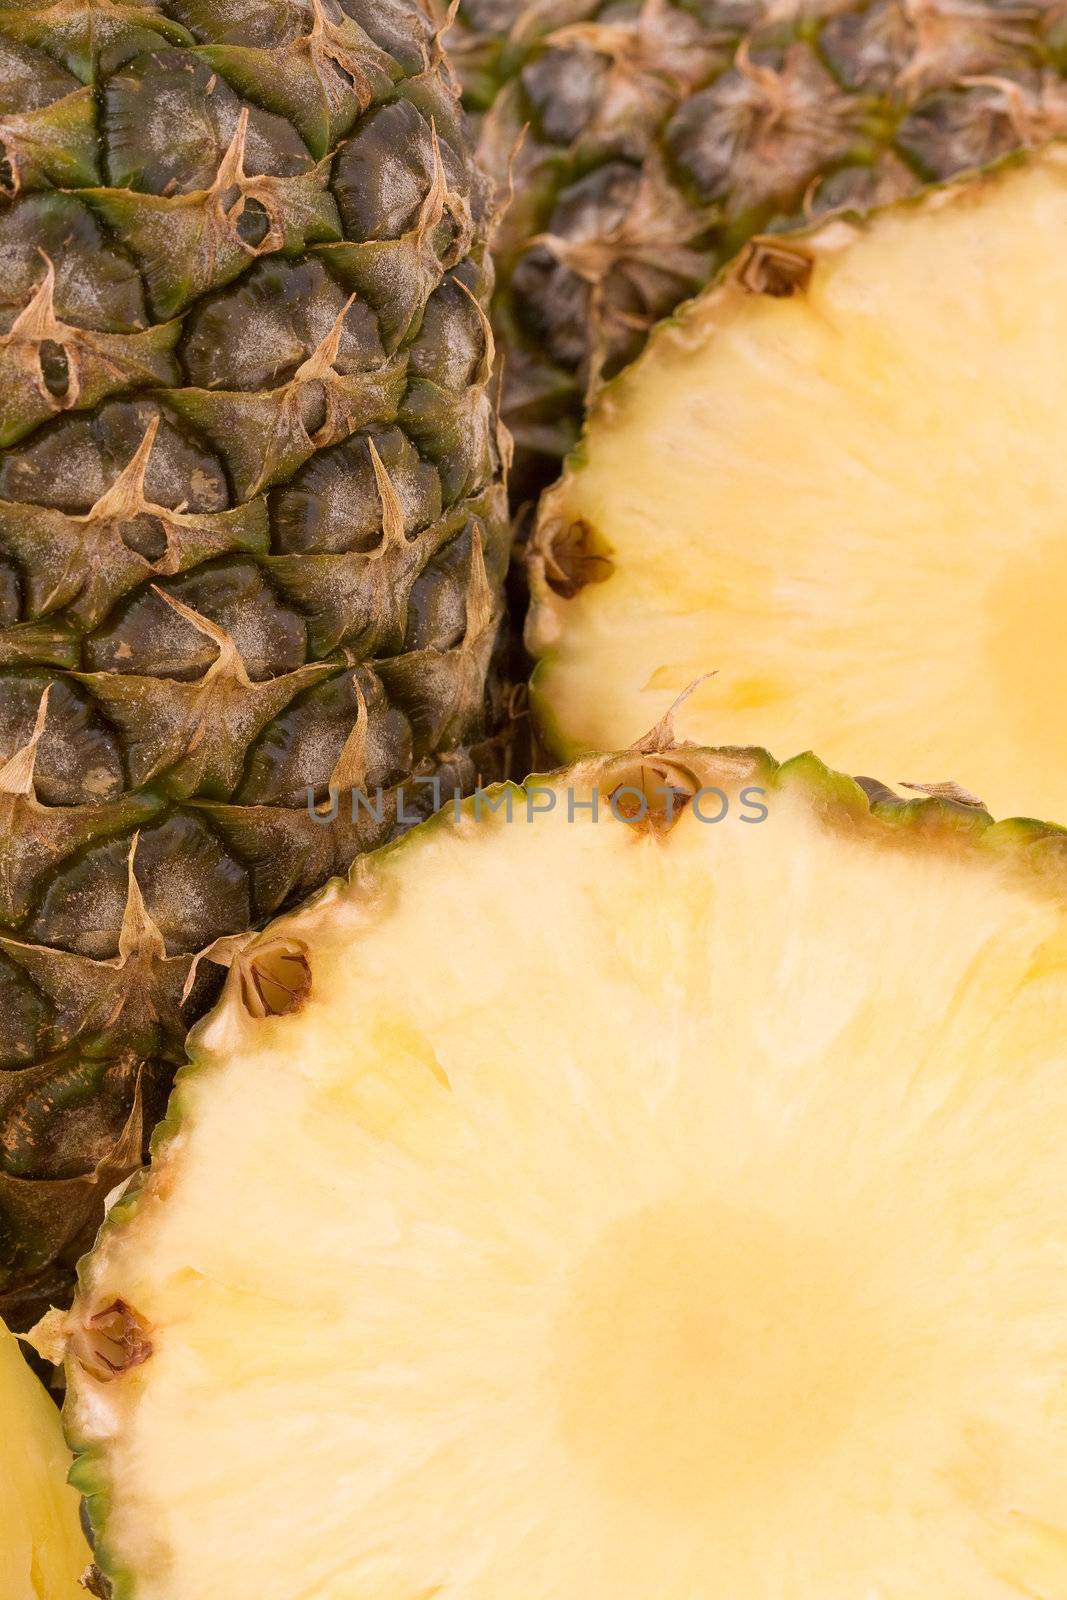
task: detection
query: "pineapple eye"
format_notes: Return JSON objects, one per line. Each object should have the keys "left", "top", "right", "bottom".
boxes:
{"left": 296, "top": 380, "right": 328, "bottom": 437}
{"left": 76, "top": 1300, "right": 153, "bottom": 1382}
{"left": 239, "top": 939, "right": 312, "bottom": 1018}
{"left": 116, "top": 513, "right": 169, "bottom": 562}
{"left": 38, "top": 341, "right": 70, "bottom": 399}
{"left": 234, "top": 197, "right": 271, "bottom": 250}
{"left": 542, "top": 518, "right": 615, "bottom": 600}
{"left": 609, "top": 778, "right": 696, "bottom": 833}
{"left": 738, "top": 240, "right": 813, "bottom": 297}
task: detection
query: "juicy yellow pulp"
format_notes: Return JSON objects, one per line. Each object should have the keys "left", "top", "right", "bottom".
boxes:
{"left": 77, "top": 777, "right": 1067, "bottom": 1599}
{"left": 0, "top": 1321, "right": 90, "bottom": 1599}
{"left": 533, "top": 154, "right": 1067, "bottom": 824}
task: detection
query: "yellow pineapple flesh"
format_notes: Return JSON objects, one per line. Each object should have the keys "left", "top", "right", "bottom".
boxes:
{"left": 1, "top": 1318, "right": 91, "bottom": 1599}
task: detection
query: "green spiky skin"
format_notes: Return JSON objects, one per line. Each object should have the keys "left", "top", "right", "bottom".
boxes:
{"left": 49, "top": 737, "right": 1067, "bottom": 1600}
{"left": 0, "top": 0, "right": 512, "bottom": 1326}
{"left": 443, "top": 0, "right": 1067, "bottom": 500}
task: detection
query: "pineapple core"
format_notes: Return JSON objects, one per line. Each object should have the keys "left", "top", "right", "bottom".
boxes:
{"left": 530, "top": 152, "right": 1067, "bottom": 825}
{"left": 67, "top": 770, "right": 1067, "bottom": 1599}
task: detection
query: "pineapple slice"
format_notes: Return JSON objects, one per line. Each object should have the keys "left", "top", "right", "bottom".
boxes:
{"left": 1, "top": 1319, "right": 91, "bottom": 1598}
{"left": 527, "top": 148, "right": 1067, "bottom": 825}
{"left": 50, "top": 746, "right": 1067, "bottom": 1599}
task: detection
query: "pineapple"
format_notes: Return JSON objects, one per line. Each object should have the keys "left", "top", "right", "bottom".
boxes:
{"left": 1, "top": 1317, "right": 92, "bottom": 1599}
{"left": 0, "top": 0, "right": 511, "bottom": 1325}
{"left": 528, "top": 148, "right": 1067, "bottom": 825}
{"left": 40, "top": 738, "right": 1067, "bottom": 1599}
{"left": 444, "top": 0, "right": 1067, "bottom": 495}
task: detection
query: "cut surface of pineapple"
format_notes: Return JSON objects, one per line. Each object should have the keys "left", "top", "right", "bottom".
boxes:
{"left": 1, "top": 1319, "right": 91, "bottom": 1599}
{"left": 528, "top": 149, "right": 1067, "bottom": 825}
{"left": 58, "top": 747, "right": 1067, "bottom": 1599}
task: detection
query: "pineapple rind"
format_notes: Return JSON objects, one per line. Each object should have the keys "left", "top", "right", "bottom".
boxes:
{"left": 53, "top": 743, "right": 1067, "bottom": 1596}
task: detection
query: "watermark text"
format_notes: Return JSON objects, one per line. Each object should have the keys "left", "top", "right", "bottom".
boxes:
{"left": 306, "top": 781, "right": 769, "bottom": 827}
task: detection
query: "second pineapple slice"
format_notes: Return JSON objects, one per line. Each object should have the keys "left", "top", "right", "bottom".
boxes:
{"left": 528, "top": 148, "right": 1067, "bottom": 824}
{"left": 1, "top": 1318, "right": 91, "bottom": 1599}
{"left": 49, "top": 745, "right": 1067, "bottom": 1599}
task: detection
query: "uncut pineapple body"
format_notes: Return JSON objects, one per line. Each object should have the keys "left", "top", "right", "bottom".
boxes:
{"left": 447, "top": 0, "right": 1067, "bottom": 493}
{"left": 0, "top": 0, "right": 510, "bottom": 1324}
{"left": 47, "top": 746, "right": 1067, "bottom": 1599}
{"left": 1, "top": 1318, "right": 92, "bottom": 1599}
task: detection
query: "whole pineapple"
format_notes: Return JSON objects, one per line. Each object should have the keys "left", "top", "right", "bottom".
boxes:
{"left": 0, "top": 0, "right": 511, "bottom": 1324}
{"left": 446, "top": 0, "right": 1067, "bottom": 494}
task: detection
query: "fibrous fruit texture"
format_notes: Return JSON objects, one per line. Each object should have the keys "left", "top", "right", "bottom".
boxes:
{"left": 528, "top": 148, "right": 1067, "bottom": 824}
{"left": 446, "top": 0, "right": 1067, "bottom": 492}
{"left": 1, "top": 1317, "right": 92, "bottom": 1599}
{"left": 49, "top": 743, "right": 1067, "bottom": 1599}
{"left": 0, "top": 0, "right": 510, "bottom": 1323}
